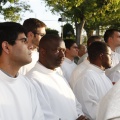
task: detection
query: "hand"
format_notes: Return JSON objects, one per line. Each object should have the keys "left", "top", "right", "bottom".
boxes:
{"left": 76, "top": 115, "right": 89, "bottom": 120}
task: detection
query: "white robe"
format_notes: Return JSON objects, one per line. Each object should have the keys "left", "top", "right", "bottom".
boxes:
{"left": 106, "top": 51, "right": 120, "bottom": 75}
{"left": 77, "top": 53, "right": 88, "bottom": 65}
{"left": 0, "top": 70, "right": 44, "bottom": 120}
{"left": 111, "top": 51, "right": 120, "bottom": 67}
{"left": 26, "top": 62, "right": 84, "bottom": 120}
{"left": 19, "top": 50, "right": 39, "bottom": 75}
{"left": 115, "top": 46, "right": 120, "bottom": 54}
{"left": 61, "top": 57, "right": 77, "bottom": 83}
{"left": 96, "top": 80, "right": 120, "bottom": 120}
{"left": 70, "top": 59, "right": 90, "bottom": 89}
{"left": 106, "top": 62, "right": 120, "bottom": 84}
{"left": 73, "top": 64, "right": 113, "bottom": 120}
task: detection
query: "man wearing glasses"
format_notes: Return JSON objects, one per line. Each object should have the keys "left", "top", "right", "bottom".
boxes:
{"left": 0, "top": 22, "right": 44, "bottom": 120}
{"left": 19, "top": 18, "right": 46, "bottom": 75}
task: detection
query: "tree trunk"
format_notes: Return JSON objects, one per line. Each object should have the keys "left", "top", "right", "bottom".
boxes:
{"left": 75, "top": 18, "right": 86, "bottom": 45}
{"left": 96, "top": 26, "right": 99, "bottom": 36}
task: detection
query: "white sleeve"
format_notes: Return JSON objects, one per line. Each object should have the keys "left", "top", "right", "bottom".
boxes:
{"left": 75, "top": 97, "right": 84, "bottom": 116}
{"left": 73, "top": 75, "right": 99, "bottom": 120}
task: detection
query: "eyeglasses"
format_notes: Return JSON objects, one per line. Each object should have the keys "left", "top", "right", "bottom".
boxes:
{"left": 34, "top": 32, "right": 45, "bottom": 37}
{"left": 72, "top": 46, "right": 78, "bottom": 49}
{"left": 17, "top": 37, "right": 28, "bottom": 43}
{"left": 103, "top": 53, "right": 112, "bottom": 57}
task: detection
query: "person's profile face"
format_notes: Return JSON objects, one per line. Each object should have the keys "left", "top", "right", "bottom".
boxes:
{"left": 112, "top": 31, "right": 120, "bottom": 47}
{"left": 69, "top": 43, "right": 78, "bottom": 57}
{"left": 44, "top": 40, "right": 65, "bottom": 70}
{"left": 101, "top": 47, "right": 112, "bottom": 69}
{"left": 32, "top": 27, "right": 46, "bottom": 48}
{"left": 9, "top": 33, "right": 32, "bottom": 66}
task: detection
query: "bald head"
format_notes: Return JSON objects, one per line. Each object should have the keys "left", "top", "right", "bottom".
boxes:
{"left": 39, "top": 34, "right": 63, "bottom": 49}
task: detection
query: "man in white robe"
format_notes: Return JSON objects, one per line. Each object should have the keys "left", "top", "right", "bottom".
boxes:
{"left": 70, "top": 59, "right": 89, "bottom": 89}
{"left": 19, "top": 18, "right": 46, "bottom": 75}
{"left": 106, "top": 62, "right": 120, "bottom": 84}
{"left": 26, "top": 34, "right": 88, "bottom": 120}
{"left": 77, "top": 53, "right": 88, "bottom": 65}
{"left": 70, "top": 36, "right": 102, "bottom": 89}
{"left": 104, "top": 29, "right": 120, "bottom": 75}
{"left": 96, "top": 80, "right": 120, "bottom": 120}
{"left": 76, "top": 44, "right": 87, "bottom": 64}
{"left": 73, "top": 41, "right": 113, "bottom": 120}
{"left": 0, "top": 22, "right": 44, "bottom": 120}
{"left": 61, "top": 40, "right": 78, "bottom": 83}
{"left": 116, "top": 46, "right": 120, "bottom": 54}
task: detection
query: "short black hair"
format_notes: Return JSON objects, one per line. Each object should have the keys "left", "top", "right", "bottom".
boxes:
{"left": 23, "top": 18, "right": 46, "bottom": 34}
{"left": 0, "top": 22, "right": 26, "bottom": 55}
{"left": 64, "top": 39, "right": 76, "bottom": 49}
{"left": 39, "top": 34, "right": 62, "bottom": 49}
{"left": 104, "top": 29, "right": 120, "bottom": 43}
{"left": 88, "top": 41, "right": 108, "bottom": 62}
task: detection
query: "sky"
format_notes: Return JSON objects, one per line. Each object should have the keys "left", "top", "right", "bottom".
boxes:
{"left": 21, "top": 0, "right": 62, "bottom": 33}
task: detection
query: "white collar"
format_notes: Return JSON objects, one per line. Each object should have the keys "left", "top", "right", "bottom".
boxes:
{"left": 64, "top": 57, "right": 75, "bottom": 64}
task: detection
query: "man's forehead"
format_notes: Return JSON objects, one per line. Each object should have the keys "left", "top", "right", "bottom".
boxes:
{"left": 37, "top": 27, "right": 46, "bottom": 31}
{"left": 114, "top": 31, "right": 120, "bottom": 35}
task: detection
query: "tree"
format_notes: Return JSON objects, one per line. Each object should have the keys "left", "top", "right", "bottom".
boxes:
{"left": 0, "top": 0, "right": 32, "bottom": 22}
{"left": 43, "top": 0, "right": 120, "bottom": 44}
{"left": 46, "top": 28, "right": 59, "bottom": 36}
{"left": 63, "top": 23, "right": 74, "bottom": 39}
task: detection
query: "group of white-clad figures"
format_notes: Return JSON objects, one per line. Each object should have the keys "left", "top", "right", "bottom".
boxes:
{"left": 0, "top": 18, "right": 120, "bottom": 120}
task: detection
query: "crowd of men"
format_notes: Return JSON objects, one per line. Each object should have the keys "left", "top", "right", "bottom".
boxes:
{"left": 0, "top": 18, "right": 120, "bottom": 120}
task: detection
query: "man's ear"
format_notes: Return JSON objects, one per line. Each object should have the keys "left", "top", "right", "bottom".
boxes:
{"left": 39, "top": 48, "right": 46, "bottom": 57}
{"left": 99, "top": 53, "right": 103, "bottom": 60}
{"left": 65, "top": 48, "right": 69, "bottom": 53}
{"left": 2, "top": 41, "right": 10, "bottom": 54}
{"left": 108, "top": 37, "right": 113, "bottom": 43}
{"left": 27, "top": 31, "right": 34, "bottom": 39}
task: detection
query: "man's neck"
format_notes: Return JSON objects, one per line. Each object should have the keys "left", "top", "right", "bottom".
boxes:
{"left": 108, "top": 43, "right": 115, "bottom": 52}
{"left": 0, "top": 67, "right": 18, "bottom": 77}
{"left": 0, "top": 63, "right": 19, "bottom": 78}
{"left": 65, "top": 55, "right": 74, "bottom": 61}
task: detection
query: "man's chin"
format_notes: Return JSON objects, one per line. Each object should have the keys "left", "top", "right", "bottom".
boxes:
{"left": 105, "top": 65, "right": 111, "bottom": 69}
{"left": 23, "top": 59, "right": 32, "bottom": 65}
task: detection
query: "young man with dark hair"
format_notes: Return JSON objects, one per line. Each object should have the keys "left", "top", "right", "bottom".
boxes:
{"left": 19, "top": 18, "right": 46, "bottom": 74}
{"left": 103, "top": 29, "right": 120, "bottom": 83}
{"left": 0, "top": 22, "right": 44, "bottom": 120}
{"left": 104, "top": 29, "right": 120, "bottom": 67}
{"left": 61, "top": 39, "right": 78, "bottom": 83}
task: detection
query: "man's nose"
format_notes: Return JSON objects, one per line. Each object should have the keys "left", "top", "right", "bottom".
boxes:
{"left": 59, "top": 49, "right": 65, "bottom": 57}
{"left": 28, "top": 43, "right": 34, "bottom": 50}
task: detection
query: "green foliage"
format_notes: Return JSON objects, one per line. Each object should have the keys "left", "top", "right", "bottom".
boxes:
{"left": 0, "top": 0, "right": 32, "bottom": 22}
{"left": 44, "top": 0, "right": 120, "bottom": 42}
{"left": 46, "top": 28, "right": 59, "bottom": 36}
